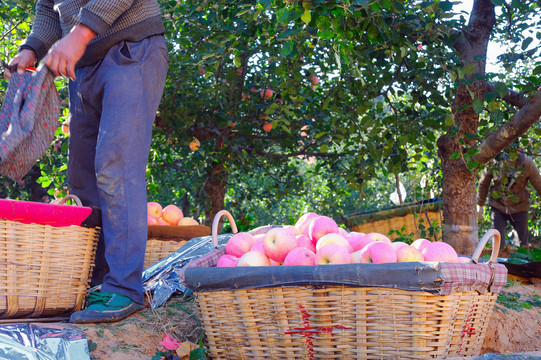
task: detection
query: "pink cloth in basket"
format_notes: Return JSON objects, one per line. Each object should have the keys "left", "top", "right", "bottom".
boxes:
{"left": 0, "top": 198, "right": 92, "bottom": 227}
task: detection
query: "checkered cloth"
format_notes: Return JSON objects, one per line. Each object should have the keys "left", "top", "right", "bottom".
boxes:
{"left": 177, "top": 246, "right": 225, "bottom": 285}
{"left": 0, "top": 65, "right": 60, "bottom": 180}
{"left": 438, "top": 262, "right": 507, "bottom": 295}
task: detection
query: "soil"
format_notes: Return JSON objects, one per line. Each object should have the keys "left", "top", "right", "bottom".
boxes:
{"left": 72, "top": 279, "right": 541, "bottom": 359}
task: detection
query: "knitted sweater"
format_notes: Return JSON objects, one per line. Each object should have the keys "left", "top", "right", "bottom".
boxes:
{"left": 478, "top": 153, "right": 541, "bottom": 214}
{"left": 20, "top": 0, "right": 165, "bottom": 68}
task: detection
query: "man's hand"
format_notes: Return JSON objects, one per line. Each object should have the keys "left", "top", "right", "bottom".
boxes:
{"left": 4, "top": 49, "right": 37, "bottom": 78}
{"left": 44, "top": 24, "right": 96, "bottom": 81}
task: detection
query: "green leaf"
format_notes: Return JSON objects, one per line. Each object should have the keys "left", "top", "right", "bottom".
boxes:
{"left": 450, "top": 151, "right": 461, "bottom": 160}
{"left": 301, "top": 8, "right": 311, "bottom": 24}
{"left": 276, "top": 8, "right": 289, "bottom": 23}
{"left": 233, "top": 56, "right": 241, "bottom": 68}
{"left": 466, "top": 148, "right": 480, "bottom": 156}
{"left": 467, "top": 161, "right": 479, "bottom": 169}
{"left": 282, "top": 40, "right": 294, "bottom": 57}
{"left": 320, "top": 144, "right": 328, "bottom": 152}
{"left": 522, "top": 37, "right": 533, "bottom": 51}
{"left": 532, "top": 66, "right": 541, "bottom": 75}
{"left": 472, "top": 98, "right": 484, "bottom": 114}
{"left": 491, "top": 0, "right": 503, "bottom": 5}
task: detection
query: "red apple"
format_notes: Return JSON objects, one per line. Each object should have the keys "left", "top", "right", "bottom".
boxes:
{"left": 421, "top": 242, "right": 459, "bottom": 262}
{"left": 283, "top": 225, "right": 301, "bottom": 236}
{"left": 395, "top": 245, "right": 424, "bottom": 262}
{"left": 162, "top": 204, "right": 184, "bottom": 225}
{"left": 356, "top": 241, "right": 397, "bottom": 263}
{"left": 316, "top": 233, "right": 354, "bottom": 253}
{"left": 314, "top": 244, "right": 351, "bottom": 265}
{"left": 216, "top": 254, "right": 238, "bottom": 267}
{"left": 337, "top": 227, "right": 348, "bottom": 237}
{"left": 360, "top": 232, "right": 392, "bottom": 245}
{"left": 345, "top": 231, "right": 367, "bottom": 252}
{"left": 262, "top": 227, "right": 298, "bottom": 262}
{"left": 263, "top": 122, "right": 272, "bottom": 132}
{"left": 147, "top": 201, "right": 162, "bottom": 219}
{"left": 296, "top": 234, "right": 316, "bottom": 253}
{"left": 147, "top": 215, "right": 158, "bottom": 225}
{"left": 411, "top": 238, "right": 432, "bottom": 253}
{"left": 270, "top": 259, "right": 283, "bottom": 266}
{"left": 156, "top": 217, "right": 169, "bottom": 225}
{"left": 225, "top": 232, "right": 256, "bottom": 258}
{"left": 308, "top": 215, "right": 339, "bottom": 244}
{"left": 260, "top": 88, "right": 274, "bottom": 99}
{"left": 178, "top": 217, "right": 199, "bottom": 226}
{"left": 237, "top": 250, "right": 271, "bottom": 266}
{"left": 250, "top": 239, "right": 265, "bottom": 253}
{"left": 309, "top": 74, "right": 319, "bottom": 85}
{"left": 283, "top": 247, "right": 315, "bottom": 266}
{"left": 391, "top": 241, "right": 409, "bottom": 251}
{"left": 294, "top": 212, "right": 319, "bottom": 238}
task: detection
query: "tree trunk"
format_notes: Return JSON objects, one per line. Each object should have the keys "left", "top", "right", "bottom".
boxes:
{"left": 203, "top": 160, "right": 228, "bottom": 228}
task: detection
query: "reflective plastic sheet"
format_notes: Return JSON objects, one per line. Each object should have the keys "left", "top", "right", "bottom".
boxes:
{"left": 0, "top": 323, "right": 89, "bottom": 360}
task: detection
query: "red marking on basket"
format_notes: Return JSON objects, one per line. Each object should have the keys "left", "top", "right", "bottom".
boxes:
{"left": 284, "top": 304, "right": 351, "bottom": 360}
{"left": 457, "top": 304, "right": 477, "bottom": 355}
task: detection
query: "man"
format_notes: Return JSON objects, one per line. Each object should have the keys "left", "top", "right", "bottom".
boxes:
{"left": 6, "top": 0, "right": 169, "bottom": 323}
{"left": 478, "top": 150, "right": 541, "bottom": 250}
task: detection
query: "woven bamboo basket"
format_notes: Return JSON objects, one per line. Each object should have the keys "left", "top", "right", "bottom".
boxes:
{"left": 0, "top": 195, "right": 100, "bottom": 318}
{"left": 184, "top": 211, "right": 505, "bottom": 359}
{"left": 144, "top": 224, "right": 211, "bottom": 268}
{"left": 344, "top": 199, "right": 443, "bottom": 240}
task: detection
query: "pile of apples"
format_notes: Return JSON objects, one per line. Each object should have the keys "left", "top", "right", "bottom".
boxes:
{"left": 217, "top": 212, "right": 463, "bottom": 267}
{"left": 147, "top": 202, "right": 199, "bottom": 226}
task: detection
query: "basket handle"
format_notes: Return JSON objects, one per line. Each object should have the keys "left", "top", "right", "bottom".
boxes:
{"left": 56, "top": 194, "right": 83, "bottom": 207}
{"left": 212, "top": 210, "right": 238, "bottom": 247}
{"left": 470, "top": 229, "right": 501, "bottom": 264}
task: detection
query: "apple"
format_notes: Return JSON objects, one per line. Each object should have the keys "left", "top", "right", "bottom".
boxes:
{"left": 283, "top": 247, "right": 315, "bottom": 266}
{"left": 161, "top": 204, "right": 184, "bottom": 225}
{"left": 345, "top": 231, "right": 367, "bottom": 252}
{"left": 262, "top": 227, "right": 298, "bottom": 262}
{"left": 316, "top": 233, "right": 354, "bottom": 253}
{"left": 308, "top": 216, "right": 339, "bottom": 243}
{"left": 263, "top": 122, "right": 272, "bottom": 132}
{"left": 356, "top": 242, "right": 397, "bottom": 263}
{"left": 283, "top": 225, "right": 301, "bottom": 236}
{"left": 156, "top": 218, "right": 169, "bottom": 225}
{"left": 458, "top": 256, "right": 472, "bottom": 263}
{"left": 147, "top": 201, "right": 162, "bottom": 219}
{"left": 250, "top": 239, "right": 265, "bottom": 253}
{"left": 178, "top": 217, "right": 199, "bottom": 226}
{"left": 189, "top": 138, "right": 201, "bottom": 151}
{"left": 337, "top": 227, "right": 349, "bottom": 237}
{"left": 421, "top": 242, "right": 459, "bottom": 262}
{"left": 225, "top": 232, "right": 256, "bottom": 258}
{"left": 260, "top": 88, "right": 274, "bottom": 100}
{"left": 294, "top": 212, "right": 319, "bottom": 238}
{"left": 360, "top": 232, "right": 392, "bottom": 245}
{"left": 309, "top": 74, "right": 319, "bottom": 85}
{"left": 270, "top": 259, "right": 283, "bottom": 266}
{"left": 147, "top": 216, "right": 158, "bottom": 225}
{"left": 395, "top": 245, "right": 424, "bottom": 262}
{"left": 216, "top": 254, "right": 238, "bottom": 267}
{"left": 314, "top": 244, "right": 351, "bottom": 265}
{"left": 296, "top": 234, "right": 316, "bottom": 253}
{"left": 411, "top": 238, "right": 432, "bottom": 253}
{"left": 237, "top": 250, "right": 271, "bottom": 266}
{"left": 391, "top": 241, "right": 410, "bottom": 251}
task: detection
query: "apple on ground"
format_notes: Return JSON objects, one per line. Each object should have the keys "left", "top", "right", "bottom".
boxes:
{"left": 314, "top": 244, "right": 351, "bottom": 265}
{"left": 178, "top": 217, "right": 199, "bottom": 226}
{"left": 411, "top": 238, "right": 432, "bottom": 252}
{"left": 308, "top": 216, "right": 339, "bottom": 244}
{"left": 421, "top": 242, "right": 459, "bottom": 262}
{"left": 283, "top": 247, "right": 316, "bottom": 266}
{"left": 296, "top": 234, "right": 316, "bottom": 253}
{"left": 395, "top": 245, "right": 424, "bottom": 262}
{"left": 216, "top": 254, "right": 238, "bottom": 267}
{"left": 354, "top": 241, "right": 397, "bottom": 263}
{"left": 161, "top": 204, "right": 184, "bottom": 225}
{"left": 237, "top": 250, "right": 271, "bottom": 266}
{"left": 316, "top": 233, "right": 354, "bottom": 253}
{"left": 225, "top": 232, "right": 256, "bottom": 258}
{"left": 147, "top": 202, "right": 162, "bottom": 219}
{"left": 262, "top": 227, "right": 298, "bottom": 262}
{"left": 148, "top": 216, "right": 158, "bottom": 225}
{"left": 294, "top": 212, "right": 319, "bottom": 238}
{"left": 345, "top": 232, "right": 367, "bottom": 252}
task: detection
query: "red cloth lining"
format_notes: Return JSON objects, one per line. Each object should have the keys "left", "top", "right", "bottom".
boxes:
{"left": 0, "top": 199, "right": 92, "bottom": 227}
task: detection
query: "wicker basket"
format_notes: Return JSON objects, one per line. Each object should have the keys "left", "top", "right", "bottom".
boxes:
{"left": 184, "top": 211, "right": 506, "bottom": 359}
{"left": 0, "top": 195, "right": 100, "bottom": 318}
{"left": 344, "top": 199, "right": 443, "bottom": 240}
{"left": 144, "top": 224, "right": 211, "bottom": 268}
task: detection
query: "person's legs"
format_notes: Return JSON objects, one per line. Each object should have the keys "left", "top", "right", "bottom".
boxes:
{"left": 509, "top": 211, "right": 530, "bottom": 248}
{"left": 491, "top": 207, "right": 509, "bottom": 250}
{"left": 69, "top": 35, "right": 168, "bottom": 323}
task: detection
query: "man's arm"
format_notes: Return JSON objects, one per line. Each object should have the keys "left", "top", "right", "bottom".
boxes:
{"left": 524, "top": 156, "right": 541, "bottom": 197}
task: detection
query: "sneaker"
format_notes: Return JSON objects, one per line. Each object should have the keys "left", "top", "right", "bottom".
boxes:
{"left": 69, "top": 291, "right": 144, "bottom": 324}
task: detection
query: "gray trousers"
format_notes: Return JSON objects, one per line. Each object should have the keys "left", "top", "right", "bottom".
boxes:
{"left": 67, "top": 35, "right": 168, "bottom": 304}
{"left": 490, "top": 207, "right": 530, "bottom": 249}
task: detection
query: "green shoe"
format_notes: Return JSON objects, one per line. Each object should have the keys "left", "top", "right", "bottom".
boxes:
{"left": 69, "top": 291, "right": 144, "bottom": 324}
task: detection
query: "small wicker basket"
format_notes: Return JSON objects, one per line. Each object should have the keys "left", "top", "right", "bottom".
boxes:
{"left": 0, "top": 195, "right": 100, "bottom": 318}
{"left": 184, "top": 211, "right": 506, "bottom": 359}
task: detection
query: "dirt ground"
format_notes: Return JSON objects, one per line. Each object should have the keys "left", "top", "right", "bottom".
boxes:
{"left": 72, "top": 279, "right": 541, "bottom": 360}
